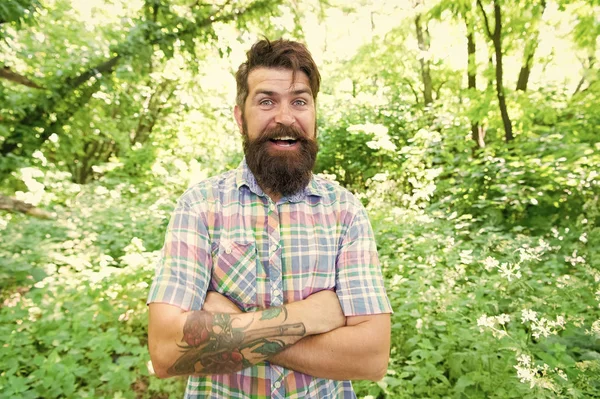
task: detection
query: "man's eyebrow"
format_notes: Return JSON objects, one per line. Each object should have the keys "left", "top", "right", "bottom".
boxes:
{"left": 252, "top": 89, "right": 312, "bottom": 98}
{"left": 253, "top": 90, "right": 276, "bottom": 98}
{"left": 290, "top": 89, "right": 312, "bottom": 96}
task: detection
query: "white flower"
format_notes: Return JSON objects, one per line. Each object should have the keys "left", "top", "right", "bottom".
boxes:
{"left": 460, "top": 250, "right": 474, "bottom": 265}
{"left": 532, "top": 320, "right": 551, "bottom": 338}
{"left": 28, "top": 306, "right": 43, "bottom": 321}
{"left": 495, "top": 329, "right": 508, "bottom": 338}
{"left": 477, "top": 314, "right": 510, "bottom": 339}
{"left": 579, "top": 233, "right": 588, "bottom": 243}
{"left": 565, "top": 250, "right": 585, "bottom": 266}
{"left": 517, "top": 354, "right": 531, "bottom": 366}
{"left": 514, "top": 364, "right": 536, "bottom": 388}
{"left": 94, "top": 185, "right": 109, "bottom": 195}
{"left": 496, "top": 314, "right": 510, "bottom": 325}
{"left": 556, "top": 275, "right": 571, "bottom": 288}
{"left": 537, "top": 238, "right": 551, "bottom": 253}
{"left": 521, "top": 309, "right": 538, "bottom": 323}
{"left": 121, "top": 253, "right": 146, "bottom": 268}
{"left": 498, "top": 262, "right": 522, "bottom": 282}
{"left": 530, "top": 316, "right": 565, "bottom": 339}
{"left": 482, "top": 256, "right": 499, "bottom": 272}
{"left": 477, "top": 314, "right": 494, "bottom": 330}
{"left": 518, "top": 246, "right": 543, "bottom": 262}
{"left": 514, "top": 354, "right": 558, "bottom": 389}
{"left": 587, "top": 320, "right": 600, "bottom": 337}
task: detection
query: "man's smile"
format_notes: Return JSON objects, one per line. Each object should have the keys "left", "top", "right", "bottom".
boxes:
{"left": 269, "top": 136, "right": 299, "bottom": 149}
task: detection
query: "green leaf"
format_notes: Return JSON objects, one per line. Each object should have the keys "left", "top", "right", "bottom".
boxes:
{"left": 260, "top": 307, "right": 285, "bottom": 321}
{"left": 536, "top": 352, "right": 559, "bottom": 368}
{"left": 454, "top": 375, "right": 476, "bottom": 393}
{"left": 252, "top": 341, "right": 284, "bottom": 356}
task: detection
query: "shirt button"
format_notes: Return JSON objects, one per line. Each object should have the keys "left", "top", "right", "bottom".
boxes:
{"left": 269, "top": 203, "right": 275, "bottom": 211}
{"left": 273, "top": 289, "right": 281, "bottom": 297}
{"left": 274, "top": 381, "right": 281, "bottom": 389}
{"left": 225, "top": 247, "right": 232, "bottom": 255}
{"left": 270, "top": 244, "right": 277, "bottom": 253}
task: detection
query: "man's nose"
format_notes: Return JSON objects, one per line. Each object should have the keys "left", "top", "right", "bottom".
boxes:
{"left": 274, "top": 104, "right": 295, "bottom": 126}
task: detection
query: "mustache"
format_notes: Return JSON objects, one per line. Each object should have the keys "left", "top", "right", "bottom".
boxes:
{"left": 253, "top": 124, "right": 310, "bottom": 144}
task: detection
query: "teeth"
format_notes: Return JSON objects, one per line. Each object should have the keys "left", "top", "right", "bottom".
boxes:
{"left": 273, "top": 136, "right": 296, "bottom": 140}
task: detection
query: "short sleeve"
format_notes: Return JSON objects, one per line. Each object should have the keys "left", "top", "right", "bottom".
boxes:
{"left": 335, "top": 205, "right": 392, "bottom": 316}
{"left": 147, "top": 197, "right": 212, "bottom": 311}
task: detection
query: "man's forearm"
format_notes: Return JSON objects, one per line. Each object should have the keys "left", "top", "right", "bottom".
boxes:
{"left": 148, "top": 291, "right": 345, "bottom": 378}
{"left": 174, "top": 307, "right": 305, "bottom": 376}
{"left": 269, "top": 314, "right": 391, "bottom": 381}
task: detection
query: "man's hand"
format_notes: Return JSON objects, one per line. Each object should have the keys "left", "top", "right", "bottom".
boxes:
{"left": 203, "top": 291, "right": 243, "bottom": 314}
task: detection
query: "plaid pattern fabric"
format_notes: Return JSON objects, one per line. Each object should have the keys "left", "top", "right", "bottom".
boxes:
{"left": 148, "top": 159, "right": 392, "bottom": 399}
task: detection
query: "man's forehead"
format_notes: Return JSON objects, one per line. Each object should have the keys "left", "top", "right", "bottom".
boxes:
{"left": 247, "top": 67, "right": 311, "bottom": 94}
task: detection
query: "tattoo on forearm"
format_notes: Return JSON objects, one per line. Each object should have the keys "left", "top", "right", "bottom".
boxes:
{"left": 168, "top": 306, "right": 305, "bottom": 376}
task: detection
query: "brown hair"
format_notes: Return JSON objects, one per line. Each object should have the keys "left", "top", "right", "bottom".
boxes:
{"left": 235, "top": 38, "right": 321, "bottom": 110}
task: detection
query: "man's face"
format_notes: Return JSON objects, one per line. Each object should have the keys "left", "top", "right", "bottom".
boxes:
{"left": 234, "top": 67, "right": 318, "bottom": 198}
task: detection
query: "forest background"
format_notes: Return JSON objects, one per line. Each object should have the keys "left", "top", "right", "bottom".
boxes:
{"left": 1, "top": 0, "right": 599, "bottom": 398}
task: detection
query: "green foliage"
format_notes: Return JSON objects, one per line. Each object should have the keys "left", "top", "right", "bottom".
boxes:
{"left": 0, "top": 0, "right": 41, "bottom": 36}
{"left": 1, "top": 0, "right": 600, "bottom": 397}
{"left": 352, "top": 192, "right": 600, "bottom": 398}
{"left": 0, "top": 0, "right": 284, "bottom": 185}
{"left": 0, "top": 244, "right": 186, "bottom": 398}
{"left": 0, "top": 213, "right": 64, "bottom": 290}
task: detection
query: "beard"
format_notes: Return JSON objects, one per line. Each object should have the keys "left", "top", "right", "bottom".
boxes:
{"left": 242, "top": 123, "right": 318, "bottom": 198}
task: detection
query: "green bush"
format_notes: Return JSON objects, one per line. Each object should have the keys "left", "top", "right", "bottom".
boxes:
{"left": 0, "top": 243, "right": 185, "bottom": 398}
{"left": 352, "top": 200, "right": 600, "bottom": 398}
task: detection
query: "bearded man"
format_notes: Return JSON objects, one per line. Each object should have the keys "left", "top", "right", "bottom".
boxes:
{"left": 147, "top": 38, "right": 392, "bottom": 399}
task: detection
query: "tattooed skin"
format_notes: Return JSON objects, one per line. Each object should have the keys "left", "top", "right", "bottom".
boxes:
{"left": 168, "top": 306, "right": 306, "bottom": 376}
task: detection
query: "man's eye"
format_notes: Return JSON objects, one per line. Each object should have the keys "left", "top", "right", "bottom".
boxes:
{"left": 260, "top": 99, "right": 274, "bottom": 106}
{"left": 293, "top": 99, "right": 307, "bottom": 106}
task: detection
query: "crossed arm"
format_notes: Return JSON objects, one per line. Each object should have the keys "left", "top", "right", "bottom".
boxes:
{"left": 148, "top": 291, "right": 390, "bottom": 381}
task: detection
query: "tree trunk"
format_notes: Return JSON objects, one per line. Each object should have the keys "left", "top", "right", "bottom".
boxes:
{"left": 516, "top": 0, "right": 546, "bottom": 91}
{"left": 466, "top": 22, "right": 484, "bottom": 149}
{"left": 478, "top": 0, "right": 513, "bottom": 142}
{"left": 415, "top": 14, "right": 433, "bottom": 105}
{"left": 492, "top": 3, "right": 513, "bottom": 142}
{"left": 515, "top": 50, "right": 534, "bottom": 91}
{"left": 467, "top": 31, "right": 477, "bottom": 90}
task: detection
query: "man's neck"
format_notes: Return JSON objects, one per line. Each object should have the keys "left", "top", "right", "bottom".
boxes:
{"left": 263, "top": 188, "right": 281, "bottom": 204}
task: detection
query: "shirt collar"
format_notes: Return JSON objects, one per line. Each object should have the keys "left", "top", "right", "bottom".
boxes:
{"left": 236, "top": 158, "right": 323, "bottom": 201}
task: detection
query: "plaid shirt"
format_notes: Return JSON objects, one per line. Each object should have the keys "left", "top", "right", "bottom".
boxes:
{"left": 148, "top": 160, "right": 392, "bottom": 399}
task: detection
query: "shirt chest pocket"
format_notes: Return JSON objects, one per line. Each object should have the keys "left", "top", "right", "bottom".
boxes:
{"left": 210, "top": 239, "right": 258, "bottom": 311}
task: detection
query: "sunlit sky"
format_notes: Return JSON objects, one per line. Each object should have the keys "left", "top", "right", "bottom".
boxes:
{"left": 68, "top": 0, "right": 587, "bottom": 99}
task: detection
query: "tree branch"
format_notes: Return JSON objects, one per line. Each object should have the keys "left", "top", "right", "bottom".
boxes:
{"left": 0, "top": 66, "right": 44, "bottom": 89}
{"left": 434, "top": 80, "right": 447, "bottom": 100}
{"left": 66, "top": 55, "right": 121, "bottom": 89}
{"left": 0, "top": 194, "right": 53, "bottom": 219}
{"left": 402, "top": 78, "right": 420, "bottom": 104}
{"left": 1, "top": 0, "right": 275, "bottom": 161}
{"left": 476, "top": 0, "right": 493, "bottom": 39}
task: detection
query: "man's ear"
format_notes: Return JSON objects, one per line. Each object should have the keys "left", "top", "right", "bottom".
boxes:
{"left": 234, "top": 105, "right": 243, "bottom": 134}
